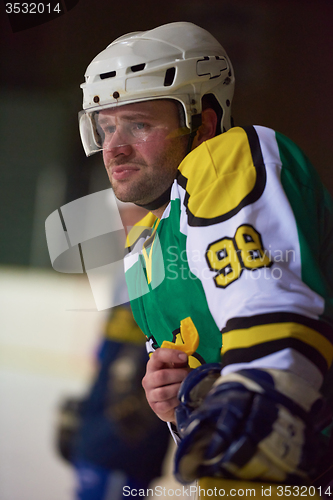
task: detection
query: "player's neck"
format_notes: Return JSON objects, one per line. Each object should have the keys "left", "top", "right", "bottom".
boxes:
{"left": 151, "top": 203, "right": 168, "bottom": 219}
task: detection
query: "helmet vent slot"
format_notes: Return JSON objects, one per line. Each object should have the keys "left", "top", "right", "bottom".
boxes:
{"left": 100, "top": 71, "right": 116, "bottom": 80}
{"left": 131, "top": 63, "right": 146, "bottom": 72}
{"left": 164, "top": 67, "right": 176, "bottom": 87}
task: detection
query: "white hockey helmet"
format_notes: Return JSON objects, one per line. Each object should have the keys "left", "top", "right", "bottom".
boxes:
{"left": 79, "top": 22, "right": 235, "bottom": 156}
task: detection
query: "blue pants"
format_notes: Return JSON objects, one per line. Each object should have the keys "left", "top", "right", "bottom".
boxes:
{"left": 74, "top": 460, "right": 150, "bottom": 500}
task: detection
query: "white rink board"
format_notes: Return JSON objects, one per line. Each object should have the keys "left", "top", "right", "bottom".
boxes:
{"left": 0, "top": 267, "right": 192, "bottom": 500}
{"left": 0, "top": 267, "right": 105, "bottom": 500}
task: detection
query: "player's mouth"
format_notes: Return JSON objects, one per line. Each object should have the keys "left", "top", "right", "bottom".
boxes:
{"left": 111, "top": 165, "right": 140, "bottom": 181}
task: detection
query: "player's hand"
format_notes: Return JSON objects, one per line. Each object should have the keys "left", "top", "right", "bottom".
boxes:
{"left": 142, "top": 348, "right": 191, "bottom": 423}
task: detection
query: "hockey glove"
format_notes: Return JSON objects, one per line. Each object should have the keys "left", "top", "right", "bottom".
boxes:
{"left": 175, "top": 367, "right": 325, "bottom": 484}
{"left": 55, "top": 396, "right": 85, "bottom": 463}
{"left": 175, "top": 363, "right": 222, "bottom": 435}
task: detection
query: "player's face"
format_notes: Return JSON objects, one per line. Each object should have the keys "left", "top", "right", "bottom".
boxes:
{"left": 100, "top": 100, "right": 188, "bottom": 206}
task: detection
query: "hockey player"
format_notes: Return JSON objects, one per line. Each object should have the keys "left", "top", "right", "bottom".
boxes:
{"left": 78, "top": 22, "right": 333, "bottom": 497}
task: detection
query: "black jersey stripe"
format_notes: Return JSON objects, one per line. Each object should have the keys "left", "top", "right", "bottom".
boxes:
{"left": 222, "top": 312, "right": 333, "bottom": 344}
{"left": 221, "top": 338, "right": 328, "bottom": 375}
{"left": 177, "top": 126, "right": 267, "bottom": 227}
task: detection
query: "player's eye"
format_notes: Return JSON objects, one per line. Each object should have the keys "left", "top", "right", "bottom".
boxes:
{"left": 135, "top": 122, "right": 145, "bottom": 130}
{"left": 131, "top": 122, "right": 152, "bottom": 138}
{"left": 104, "top": 125, "right": 116, "bottom": 135}
{"left": 133, "top": 122, "right": 148, "bottom": 132}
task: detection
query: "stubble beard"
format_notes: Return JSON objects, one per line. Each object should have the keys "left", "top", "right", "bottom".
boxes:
{"left": 108, "top": 165, "right": 176, "bottom": 206}
{"left": 106, "top": 137, "right": 188, "bottom": 206}
{"left": 106, "top": 160, "right": 148, "bottom": 204}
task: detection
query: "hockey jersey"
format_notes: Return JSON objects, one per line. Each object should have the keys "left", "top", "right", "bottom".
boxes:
{"left": 124, "top": 125, "right": 333, "bottom": 392}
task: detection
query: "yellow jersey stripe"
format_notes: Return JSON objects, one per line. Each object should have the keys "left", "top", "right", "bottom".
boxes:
{"left": 125, "top": 212, "right": 157, "bottom": 250}
{"left": 222, "top": 322, "right": 333, "bottom": 366}
{"left": 141, "top": 219, "right": 160, "bottom": 285}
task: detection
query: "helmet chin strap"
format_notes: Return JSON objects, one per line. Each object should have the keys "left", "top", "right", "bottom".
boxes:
{"left": 185, "top": 113, "right": 202, "bottom": 155}
{"left": 136, "top": 114, "right": 202, "bottom": 212}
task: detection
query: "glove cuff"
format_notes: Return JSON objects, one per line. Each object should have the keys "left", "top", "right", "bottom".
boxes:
{"left": 213, "top": 368, "right": 322, "bottom": 423}
{"left": 176, "top": 363, "right": 222, "bottom": 436}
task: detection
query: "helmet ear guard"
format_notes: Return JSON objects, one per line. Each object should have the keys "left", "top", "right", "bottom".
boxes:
{"left": 79, "top": 22, "right": 235, "bottom": 156}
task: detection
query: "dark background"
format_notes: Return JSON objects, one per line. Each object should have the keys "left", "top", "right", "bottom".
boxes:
{"left": 1, "top": 0, "right": 332, "bottom": 267}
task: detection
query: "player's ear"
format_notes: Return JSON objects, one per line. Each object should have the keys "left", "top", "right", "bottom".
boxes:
{"left": 191, "top": 108, "right": 218, "bottom": 149}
